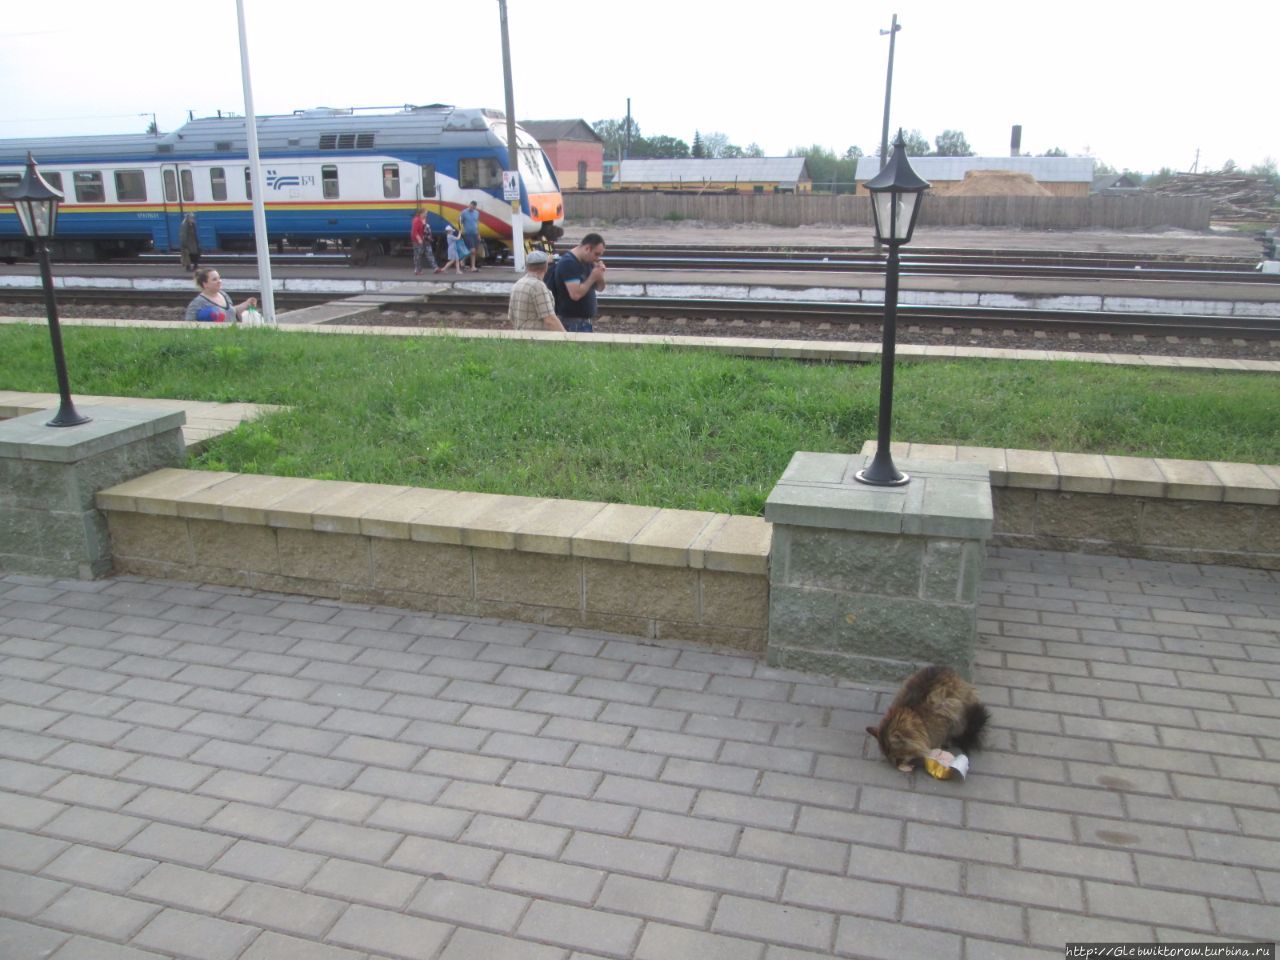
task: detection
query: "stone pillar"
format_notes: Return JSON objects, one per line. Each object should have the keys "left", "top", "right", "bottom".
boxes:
{"left": 765, "top": 451, "right": 992, "bottom": 683}
{"left": 0, "top": 406, "right": 186, "bottom": 579}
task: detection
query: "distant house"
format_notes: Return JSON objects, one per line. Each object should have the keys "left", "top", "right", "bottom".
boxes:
{"left": 854, "top": 156, "right": 1095, "bottom": 197}
{"left": 1092, "top": 173, "right": 1143, "bottom": 195}
{"left": 615, "top": 158, "right": 812, "bottom": 193}
{"left": 520, "top": 119, "right": 604, "bottom": 191}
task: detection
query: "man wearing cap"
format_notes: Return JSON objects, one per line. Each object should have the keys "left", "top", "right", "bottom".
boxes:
{"left": 508, "top": 250, "right": 566, "bottom": 331}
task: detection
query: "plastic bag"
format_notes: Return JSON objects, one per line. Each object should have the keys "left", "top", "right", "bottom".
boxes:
{"left": 242, "top": 307, "right": 265, "bottom": 327}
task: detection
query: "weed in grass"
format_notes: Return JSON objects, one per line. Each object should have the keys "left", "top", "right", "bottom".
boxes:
{"left": 1, "top": 325, "right": 1276, "bottom": 514}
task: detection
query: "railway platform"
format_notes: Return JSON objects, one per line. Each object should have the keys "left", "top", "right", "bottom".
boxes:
{"left": 5, "top": 257, "right": 1280, "bottom": 301}
{"left": 1, "top": 548, "right": 1277, "bottom": 958}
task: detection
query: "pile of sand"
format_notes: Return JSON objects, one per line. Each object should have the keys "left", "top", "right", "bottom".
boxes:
{"left": 949, "top": 170, "right": 1052, "bottom": 197}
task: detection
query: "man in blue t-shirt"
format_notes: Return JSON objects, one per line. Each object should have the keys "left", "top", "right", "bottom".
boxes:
{"left": 549, "top": 233, "right": 607, "bottom": 332}
{"left": 459, "top": 201, "right": 482, "bottom": 272}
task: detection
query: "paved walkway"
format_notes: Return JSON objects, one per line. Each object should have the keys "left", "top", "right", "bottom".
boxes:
{"left": 0, "top": 392, "right": 279, "bottom": 454}
{"left": 1, "top": 547, "right": 1278, "bottom": 959}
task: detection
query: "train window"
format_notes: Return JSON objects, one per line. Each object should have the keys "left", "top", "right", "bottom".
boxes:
{"left": 0, "top": 173, "right": 19, "bottom": 189}
{"left": 114, "top": 170, "right": 147, "bottom": 202}
{"left": 163, "top": 169, "right": 177, "bottom": 203}
{"left": 74, "top": 171, "right": 105, "bottom": 203}
{"left": 244, "top": 167, "right": 252, "bottom": 199}
{"left": 458, "top": 157, "right": 501, "bottom": 189}
{"left": 322, "top": 165, "right": 339, "bottom": 199}
{"left": 44, "top": 172, "right": 63, "bottom": 193}
{"left": 180, "top": 169, "right": 194, "bottom": 203}
{"left": 210, "top": 168, "right": 227, "bottom": 201}
{"left": 420, "top": 164, "right": 436, "bottom": 198}
{"left": 382, "top": 164, "right": 400, "bottom": 199}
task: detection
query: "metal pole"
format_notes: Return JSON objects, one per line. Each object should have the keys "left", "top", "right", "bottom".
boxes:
{"left": 874, "top": 14, "right": 900, "bottom": 257}
{"left": 625, "top": 98, "right": 631, "bottom": 160}
{"left": 235, "top": 0, "right": 276, "bottom": 322}
{"left": 879, "top": 14, "right": 899, "bottom": 173}
{"left": 857, "top": 239, "right": 907, "bottom": 485}
{"left": 36, "top": 241, "right": 89, "bottom": 427}
{"left": 498, "top": 0, "right": 525, "bottom": 272}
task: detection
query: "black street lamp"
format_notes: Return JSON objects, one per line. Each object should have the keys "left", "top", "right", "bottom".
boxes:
{"left": 4, "top": 153, "right": 90, "bottom": 427}
{"left": 856, "top": 130, "right": 929, "bottom": 486}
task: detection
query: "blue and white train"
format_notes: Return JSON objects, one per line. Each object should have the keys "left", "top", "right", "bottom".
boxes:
{"left": 0, "top": 105, "right": 565, "bottom": 262}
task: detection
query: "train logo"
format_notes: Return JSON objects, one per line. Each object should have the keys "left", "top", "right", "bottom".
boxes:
{"left": 265, "top": 171, "right": 308, "bottom": 190}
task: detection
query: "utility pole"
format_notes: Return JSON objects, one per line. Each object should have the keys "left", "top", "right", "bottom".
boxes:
{"left": 870, "top": 14, "right": 901, "bottom": 256}
{"left": 878, "top": 13, "right": 900, "bottom": 173}
{"left": 497, "top": 0, "right": 524, "bottom": 271}
{"left": 235, "top": 0, "right": 276, "bottom": 323}
{"left": 625, "top": 98, "right": 632, "bottom": 160}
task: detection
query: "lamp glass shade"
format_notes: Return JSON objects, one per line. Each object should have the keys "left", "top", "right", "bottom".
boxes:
{"left": 7, "top": 154, "right": 63, "bottom": 239}
{"left": 14, "top": 197, "right": 58, "bottom": 239}
{"left": 870, "top": 190, "right": 922, "bottom": 244}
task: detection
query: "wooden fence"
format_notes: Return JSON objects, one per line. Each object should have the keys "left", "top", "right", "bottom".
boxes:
{"left": 564, "top": 192, "right": 1212, "bottom": 231}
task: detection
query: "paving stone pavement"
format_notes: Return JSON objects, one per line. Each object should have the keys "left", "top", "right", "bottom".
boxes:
{"left": 1, "top": 546, "right": 1278, "bottom": 960}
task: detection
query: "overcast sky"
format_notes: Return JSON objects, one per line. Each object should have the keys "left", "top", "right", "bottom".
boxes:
{"left": 1, "top": 1, "right": 1274, "bottom": 174}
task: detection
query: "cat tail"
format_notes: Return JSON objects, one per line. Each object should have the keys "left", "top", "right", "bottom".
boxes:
{"left": 952, "top": 702, "right": 991, "bottom": 754}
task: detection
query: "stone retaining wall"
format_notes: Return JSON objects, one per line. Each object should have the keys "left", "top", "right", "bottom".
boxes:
{"left": 96, "top": 470, "right": 771, "bottom": 651}
{"left": 93, "top": 443, "right": 1278, "bottom": 671}
{"left": 865, "top": 442, "right": 1280, "bottom": 570}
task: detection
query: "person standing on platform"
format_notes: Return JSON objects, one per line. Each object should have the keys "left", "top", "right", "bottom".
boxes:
{"left": 434, "top": 226, "right": 466, "bottom": 275}
{"left": 508, "top": 250, "right": 565, "bottom": 331}
{"left": 179, "top": 213, "right": 201, "bottom": 272}
{"left": 550, "top": 233, "right": 607, "bottom": 332}
{"left": 410, "top": 209, "right": 436, "bottom": 274}
{"left": 459, "top": 200, "right": 482, "bottom": 272}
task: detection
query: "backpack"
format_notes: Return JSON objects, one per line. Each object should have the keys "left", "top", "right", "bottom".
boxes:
{"left": 543, "top": 252, "right": 566, "bottom": 315}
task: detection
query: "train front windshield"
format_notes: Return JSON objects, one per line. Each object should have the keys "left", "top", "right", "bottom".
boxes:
{"left": 518, "top": 146, "right": 558, "bottom": 193}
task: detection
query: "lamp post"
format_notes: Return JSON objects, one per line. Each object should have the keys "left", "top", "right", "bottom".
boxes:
{"left": 4, "top": 153, "right": 90, "bottom": 428}
{"left": 855, "top": 130, "right": 928, "bottom": 487}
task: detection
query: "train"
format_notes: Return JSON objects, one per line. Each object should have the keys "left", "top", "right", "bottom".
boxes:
{"left": 0, "top": 104, "right": 565, "bottom": 264}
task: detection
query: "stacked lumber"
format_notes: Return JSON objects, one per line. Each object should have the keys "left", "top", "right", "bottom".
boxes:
{"left": 1147, "top": 174, "right": 1279, "bottom": 221}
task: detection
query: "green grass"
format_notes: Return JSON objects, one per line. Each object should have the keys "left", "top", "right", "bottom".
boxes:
{"left": 3, "top": 324, "right": 1277, "bottom": 515}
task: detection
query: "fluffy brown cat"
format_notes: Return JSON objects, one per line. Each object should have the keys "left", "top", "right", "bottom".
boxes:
{"left": 866, "top": 665, "right": 990, "bottom": 772}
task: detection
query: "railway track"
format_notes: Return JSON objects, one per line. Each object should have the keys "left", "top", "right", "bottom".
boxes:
{"left": 2, "top": 287, "right": 1277, "bottom": 342}
{"left": 573, "top": 245, "right": 1277, "bottom": 283}
{"left": 23, "top": 244, "right": 1277, "bottom": 284}
{"left": 0, "top": 289, "right": 332, "bottom": 310}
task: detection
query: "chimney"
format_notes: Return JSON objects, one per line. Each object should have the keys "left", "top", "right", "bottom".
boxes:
{"left": 1010, "top": 125, "right": 1022, "bottom": 157}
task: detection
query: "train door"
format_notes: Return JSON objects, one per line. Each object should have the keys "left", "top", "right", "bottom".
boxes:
{"left": 158, "top": 163, "right": 196, "bottom": 252}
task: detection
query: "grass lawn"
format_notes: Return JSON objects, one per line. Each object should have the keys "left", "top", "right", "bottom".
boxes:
{"left": 3, "top": 324, "right": 1277, "bottom": 515}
